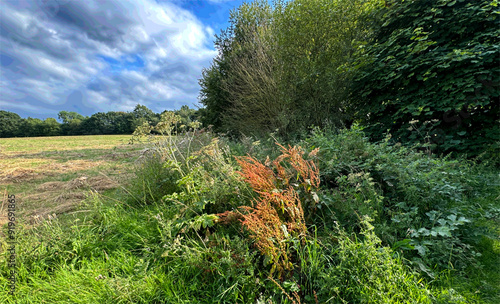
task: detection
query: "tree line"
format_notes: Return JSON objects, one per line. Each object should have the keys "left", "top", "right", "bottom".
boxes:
{"left": 0, "top": 105, "right": 200, "bottom": 138}
{"left": 198, "top": 0, "right": 499, "bottom": 158}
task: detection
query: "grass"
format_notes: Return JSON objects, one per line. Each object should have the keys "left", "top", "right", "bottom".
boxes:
{"left": 0, "top": 132, "right": 498, "bottom": 303}
{"left": 0, "top": 135, "right": 144, "bottom": 234}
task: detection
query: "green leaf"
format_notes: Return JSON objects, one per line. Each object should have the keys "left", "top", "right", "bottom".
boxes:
{"left": 434, "top": 226, "right": 452, "bottom": 237}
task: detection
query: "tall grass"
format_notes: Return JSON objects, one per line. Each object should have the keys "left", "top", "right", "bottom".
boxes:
{"left": 1, "top": 126, "right": 498, "bottom": 303}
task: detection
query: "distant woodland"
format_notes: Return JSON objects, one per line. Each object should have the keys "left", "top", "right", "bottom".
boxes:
{"left": 0, "top": 105, "right": 200, "bottom": 137}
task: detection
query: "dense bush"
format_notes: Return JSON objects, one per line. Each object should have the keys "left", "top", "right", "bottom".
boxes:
{"left": 304, "top": 127, "right": 498, "bottom": 280}
{"left": 199, "top": 0, "right": 384, "bottom": 138}
{"left": 351, "top": 0, "right": 500, "bottom": 158}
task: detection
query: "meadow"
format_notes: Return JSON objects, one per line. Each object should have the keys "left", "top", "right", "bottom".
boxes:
{"left": 0, "top": 130, "right": 498, "bottom": 303}
{"left": 0, "top": 135, "right": 144, "bottom": 227}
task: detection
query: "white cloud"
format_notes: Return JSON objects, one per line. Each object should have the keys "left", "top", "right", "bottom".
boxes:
{"left": 0, "top": 0, "right": 220, "bottom": 118}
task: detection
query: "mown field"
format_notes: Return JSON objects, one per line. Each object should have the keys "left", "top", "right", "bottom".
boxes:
{"left": 0, "top": 135, "right": 144, "bottom": 227}
{"left": 0, "top": 131, "right": 499, "bottom": 303}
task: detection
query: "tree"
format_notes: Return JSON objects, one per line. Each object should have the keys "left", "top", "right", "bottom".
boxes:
{"left": 131, "top": 104, "right": 158, "bottom": 130}
{"left": 199, "top": 0, "right": 384, "bottom": 138}
{"left": 42, "top": 118, "right": 61, "bottom": 136}
{"left": 0, "top": 111, "right": 23, "bottom": 137}
{"left": 273, "top": 0, "right": 383, "bottom": 133}
{"left": 173, "top": 105, "right": 201, "bottom": 131}
{"left": 111, "top": 111, "right": 134, "bottom": 134}
{"left": 352, "top": 0, "right": 499, "bottom": 156}
{"left": 58, "top": 111, "right": 86, "bottom": 135}
{"left": 80, "top": 111, "right": 134, "bottom": 135}
{"left": 198, "top": 60, "right": 231, "bottom": 133}
{"left": 20, "top": 117, "right": 44, "bottom": 137}
{"left": 220, "top": 1, "right": 288, "bottom": 137}
{"left": 57, "top": 111, "right": 85, "bottom": 124}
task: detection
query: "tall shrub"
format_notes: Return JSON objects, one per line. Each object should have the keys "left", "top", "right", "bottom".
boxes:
{"left": 352, "top": 0, "right": 500, "bottom": 157}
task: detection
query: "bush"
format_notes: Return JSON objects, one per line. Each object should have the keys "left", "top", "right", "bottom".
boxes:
{"left": 304, "top": 127, "right": 493, "bottom": 277}
{"left": 352, "top": 0, "right": 500, "bottom": 158}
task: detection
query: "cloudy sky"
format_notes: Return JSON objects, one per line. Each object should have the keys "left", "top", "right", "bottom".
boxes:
{"left": 0, "top": 0, "right": 245, "bottom": 119}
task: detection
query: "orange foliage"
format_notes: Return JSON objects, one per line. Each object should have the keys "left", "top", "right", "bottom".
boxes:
{"left": 227, "top": 143, "right": 320, "bottom": 279}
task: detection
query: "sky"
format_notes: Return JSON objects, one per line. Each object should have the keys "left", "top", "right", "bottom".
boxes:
{"left": 0, "top": 0, "right": 245, "bottom": 119}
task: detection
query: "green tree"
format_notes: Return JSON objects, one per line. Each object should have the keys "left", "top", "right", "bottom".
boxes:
{"left": 112, "top": 111, "right": 134, "bottom": 134}
{"left": 351, "top": 0, "right": 499, "bottom": 156}
{"left": 198, "top": 60, "right": 231, "bottom": 133}
{"left": 41, "top": 118, "right": 61, "bottom": 136}
{"left": 173, "top": 105, "right": 201, "bottom": 131}
{"left": 0, "top": 111, "right": 23, "bottom": 137}
{"left": 131, "top": 104, "right": 158, "bottom": 129}
{"left": 57, "top": 111, "right": 85, "bottom": 124}
{"left": 199, "top": 0, "right": 383, "bottom": 138}
{"left": 80, "top": 111, "right": 134, "bottom": 135}
{"left": 58, "top": 111, "right": 86, "bottom": 135}
{"left": 220, "top": 1, "right": 286, "bottom": 137}
{"left": 273, "top": 0, "right": 383, "bottom": 134}
{"left": 20, "top": 117, "right": 44, "bottom": 137}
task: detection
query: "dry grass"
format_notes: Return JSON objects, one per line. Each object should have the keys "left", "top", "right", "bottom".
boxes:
{"left": 0, "top": 135, "right": 144, "bottom": 227}
{"left": 0, "top": 160, "right": 107, "bottom": 184}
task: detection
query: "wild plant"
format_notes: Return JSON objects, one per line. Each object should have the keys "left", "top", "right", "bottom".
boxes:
{"left": 221, "top": 143, "right": 320, "bottom": 280}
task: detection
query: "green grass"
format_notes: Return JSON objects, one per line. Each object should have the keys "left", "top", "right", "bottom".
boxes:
{"left": 0, "top": 135, "right": 133, "bottom": 153}
{"left": 0, "top": 132, "right": 498, "bottom": 303}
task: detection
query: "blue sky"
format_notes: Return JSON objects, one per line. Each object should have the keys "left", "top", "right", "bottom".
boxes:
{"left": 0, "top": 0, "right": 245, "bottom": 119}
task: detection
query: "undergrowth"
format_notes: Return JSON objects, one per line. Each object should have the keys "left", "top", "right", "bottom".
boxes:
{"left": 1, "top": 124, "right": 498, "bottom": 303}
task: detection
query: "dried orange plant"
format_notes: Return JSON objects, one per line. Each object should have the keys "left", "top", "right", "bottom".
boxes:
{"left": 220, "top": 143, "right": 320, "bottom": 279}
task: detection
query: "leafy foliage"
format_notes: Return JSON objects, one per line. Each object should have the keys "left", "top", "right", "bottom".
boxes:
{"left": 304, "top": 127, "right": 498, "bottom": 280}
{"left": 228, "top": 144, "right": 320, "bottom": 279}
{"left": 0, "top": 110, "right": 23, "bottom": 137}
{"left": 199, "top": 0, "right": 384, "bottom": 138}
{"left": 317, "top": 218, "right": 433, "bottom": 303}
{"left": 352, "top": 0, "right": 500, "bottom": 157}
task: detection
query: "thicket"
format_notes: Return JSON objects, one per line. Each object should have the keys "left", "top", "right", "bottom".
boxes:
{"left": 351, "top": 0, "right": 499, "bottom": 158}
{"left": 124, "top": 124, "right": 499, "bottom": 302}
{"left": 199, "top": 0, "right": 499, "bottom": 158}
{"left": 199, "top": 0, "right": 385, "bottom": 138}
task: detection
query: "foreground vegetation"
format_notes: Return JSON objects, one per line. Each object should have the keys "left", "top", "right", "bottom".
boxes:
{"left": 200, "top": 0, "right": 498, "bottom": 158}
{"left": 1, "top": 128, "right": 498, "bottom": 303}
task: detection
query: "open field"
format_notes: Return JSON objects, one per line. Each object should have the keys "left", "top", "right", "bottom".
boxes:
{"left": 0, "top": 135, "right": 144, "bottom": 227}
